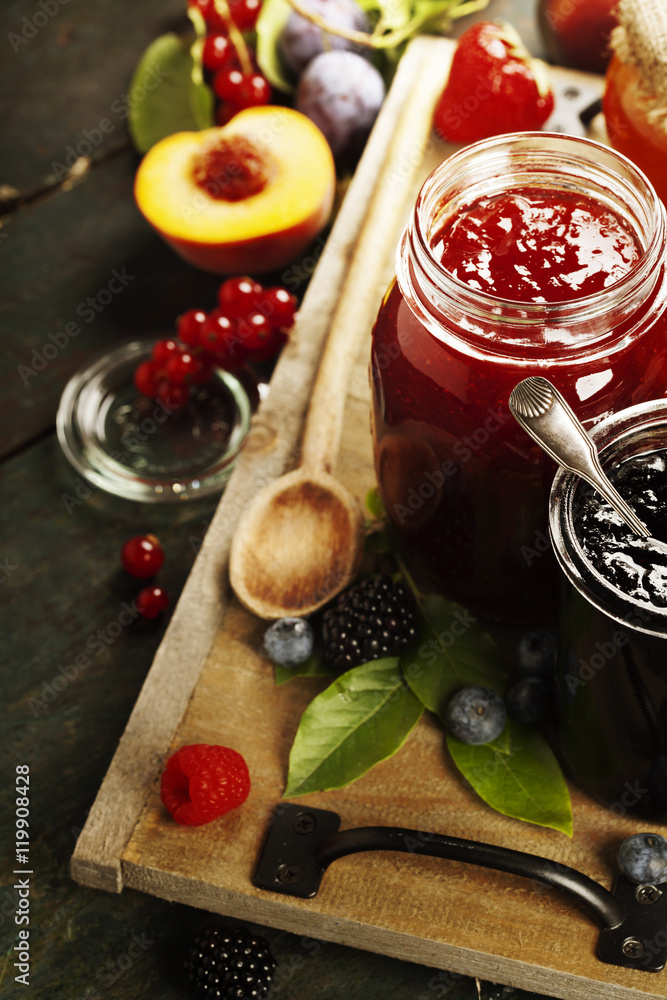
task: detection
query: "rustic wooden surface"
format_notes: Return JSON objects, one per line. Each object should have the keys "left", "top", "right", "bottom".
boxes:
{"left": 0, "top": 1, "right": 619, "bottom": 999}
{"left": 68, "top": 22, "right": 666, "bottom": 1000}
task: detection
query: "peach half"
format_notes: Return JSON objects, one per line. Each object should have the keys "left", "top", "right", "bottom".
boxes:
{"left": 134, "top": 107, "right": 336, "bottom": 274}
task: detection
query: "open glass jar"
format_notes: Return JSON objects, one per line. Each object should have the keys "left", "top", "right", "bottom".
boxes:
{"left": 550, "top": 398, "right": 667, "bottom": 819}
{"left": 371, "top": 132, "right": 667, "bottom": 622}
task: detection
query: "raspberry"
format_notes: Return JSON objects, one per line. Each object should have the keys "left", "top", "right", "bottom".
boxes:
{"left": 160, "top": 744, "right": 250, "bottom": 826}
{"left": 185, "top": 926, "right": 276, "bottom": 1000}
{"left": 321, "top": 575, "right": 417, "bottom": 672}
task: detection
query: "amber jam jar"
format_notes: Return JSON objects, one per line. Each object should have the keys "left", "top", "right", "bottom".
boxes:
{"left": 371, "top": 133, "right": 667, "bottom": 622}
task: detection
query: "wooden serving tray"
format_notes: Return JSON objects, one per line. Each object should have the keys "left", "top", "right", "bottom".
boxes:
{"left": 71, "top": 36, "right": 667, "bottom": 1000}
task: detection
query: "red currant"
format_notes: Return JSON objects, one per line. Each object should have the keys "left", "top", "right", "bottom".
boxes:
{"left": 218, "top": 275, "right": 263, "bottom": 318}
{"left": 121, "top": 534, "right": 165, "bottom": 578}
{"left": 199, "top": 310, "right": 237, "bottom": 353}
{"left": 229, "top": 0, "right": 262, "bottom": 32}
{"left": 261, "top": 286, "right": 298, "bottom": 328}
{"left": 202, "top": 34, "right": 234, "bottom": 73}
{"left": 157, "top": 380, "right": 190, "bottom": 410}
{"left": 137, "top": 585, "right": 170, "bottom": 619}
{"left": 213, "top": 68, "right": 245, "bottom": 104}
{"left": 134, "top": 360, "right": 160, "bottom": 397}
{"left": 177, "top": 308, "right": 208, "bottom": 347}
{"left": 152, "top": 338, "right": 182, "bottom": 366}
{"left": 215, "top": 101, "right": 238, "bottom": 127}
{"left": 191, "top": 356, "right": 217, "bottom": 384}
{"left": 188, "top": 0, "right": 225, "bottom": 30}
{"left": 235, "top": 73, "right": 271, "bottom": 110}
{"left": 165, "top": 351, "right": 201, "bottom": 385}
{"left": 237, "top": 310, "right": 273, "bottom": 351}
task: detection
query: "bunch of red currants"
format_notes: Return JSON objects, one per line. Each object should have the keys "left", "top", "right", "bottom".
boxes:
{"left": 134, "top": 275, "right": 297, "bottom": 409}
{"left": 189, "top": 0, "right": 272, "bottom": 125}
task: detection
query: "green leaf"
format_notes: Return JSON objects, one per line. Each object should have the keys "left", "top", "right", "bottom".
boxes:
{"left": 365, "top": 487, "right": 386, "bottom": 519}
{"left": 447, "top": 721, "right": 573, "bottom": 836}
{"left": 255, "top": 0, "right": 295, "bottom": 94}
{"left": 274, "top": 650, "right": 338, "bottom": 685}
{"left": 128, "top": 33, "right": 215, "bottom": 155}
{"left": 401, "top": 593, "right": 506, "bottom": 714}
{"left": 285, "top": 657, "right": 423, "bottom": 796}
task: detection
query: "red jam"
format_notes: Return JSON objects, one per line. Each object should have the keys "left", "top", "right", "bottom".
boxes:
{"left": 371, "top": 180, "right": 667, "bottom": 622}
{"left": 431, "top": 187, "right": 641, "bottom": 302}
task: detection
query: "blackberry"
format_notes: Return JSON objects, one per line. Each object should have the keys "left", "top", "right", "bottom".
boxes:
{"left": 321, "top": 575, "right": 417, "bottom": 671}
{"left": 185, "top": 926, "right": 276, "bottom": 999}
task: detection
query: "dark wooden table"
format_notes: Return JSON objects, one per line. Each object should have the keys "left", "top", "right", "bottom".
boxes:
{"left": 0, "top": 1, "right": 555, "bottom": 997}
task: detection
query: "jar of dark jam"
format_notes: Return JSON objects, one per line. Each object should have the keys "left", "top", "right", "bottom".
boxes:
{"left": 371, "top": 133, "right": 667, "bottom": 622}
{"left": 550, "top": 398, "right": 667, "bottom": 819}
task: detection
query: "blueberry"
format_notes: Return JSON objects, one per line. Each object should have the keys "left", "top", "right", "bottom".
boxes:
{"left": 515, "top": 629, "right": 557, "bottom": 677}
{"left": 295, "top": 51, "right": 386, "bottom": 159}
{"left": 278, "top": 0, "right": 368, "bottom": 76}
{"left": 263, "top": 618, "right": 314, "bottom": 667}
{"left": 445, "top": 685, "right": 506, "bottom": 745}
{"left": 618, "top": 832, "right": 667, "bottom": 884}
{"left": 506, "top": 677, "right": 552, "bottom": 726}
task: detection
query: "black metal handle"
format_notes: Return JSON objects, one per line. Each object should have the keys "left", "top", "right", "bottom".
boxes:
{"left": 314, "top": 824, "right": 623, "bottom": 930}
{"left": 253, "top": 804, "right": 667, "bottom": 973}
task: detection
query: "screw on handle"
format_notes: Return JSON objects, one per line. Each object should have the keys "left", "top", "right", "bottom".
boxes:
{"left": 509, "top": 377, "right": 650, "bottom": 538}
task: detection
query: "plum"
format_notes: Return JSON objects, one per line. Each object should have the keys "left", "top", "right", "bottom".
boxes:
{"left": 296, "top": 51, "right": 385, "bottom": 159}
{"left": 279, "top": 0, "right": 369, "bottom": 76}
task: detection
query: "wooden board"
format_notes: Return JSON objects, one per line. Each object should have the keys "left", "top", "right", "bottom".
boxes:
{"left": 70, "top": 36, "right": 667, "bottom": 1000}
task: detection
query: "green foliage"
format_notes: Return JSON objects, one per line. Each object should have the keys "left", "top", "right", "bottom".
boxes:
{"left": 447, "top": 720, "right": 573, "bottom": 836}
{"left": 128, "top": 33, "right": 214, "bottom": 154}
{"left": 255, "top": 0, "right": 295, "bottom": 93}
{"left": 402, "top": 593, "right": 506, "bottom": 714}
{"left": 285, "top": 657, "right": 423, "bottom": 796}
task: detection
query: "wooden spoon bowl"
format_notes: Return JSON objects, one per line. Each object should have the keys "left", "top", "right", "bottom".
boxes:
{"left": 229, "top": 468, "right": 364, "bottom": 618}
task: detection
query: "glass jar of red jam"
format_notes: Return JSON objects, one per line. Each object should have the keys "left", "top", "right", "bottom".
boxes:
{"left": 371, "top": 133, "right": 667, "bottom": 622}
{"left": 550, "top": 398, "right": 667, "bottom": 818}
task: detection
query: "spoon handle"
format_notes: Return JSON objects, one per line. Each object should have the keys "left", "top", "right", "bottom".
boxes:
{"left": 299, "top": 56, "right": 450, "bottom": 473}
{"left": 509, "top": 376, "right": 650, "bottom": 538}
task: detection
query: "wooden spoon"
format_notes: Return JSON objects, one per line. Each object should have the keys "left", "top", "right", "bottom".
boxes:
{"left": 229, "top": 45, "right": 452, "bottom": 619}
{"left": 228, "top": 318, "right": 365, "bottom": 619}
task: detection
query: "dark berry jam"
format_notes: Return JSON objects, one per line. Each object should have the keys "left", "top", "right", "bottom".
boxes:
{"left": 556, "top": 445, "right": 667, "bottom": 818}
{"left": 575, "top": 451, "right": 667, "bottom": 608}
{"left": 431, "top": 187, "right": 641, "bottom": 302}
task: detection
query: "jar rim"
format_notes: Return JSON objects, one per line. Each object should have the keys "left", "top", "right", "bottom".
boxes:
{"left": 550, "top": 397, "right": 667, "bottom": 637}
{"left": 400, "top": 132, "right": 667, "bottom": 358}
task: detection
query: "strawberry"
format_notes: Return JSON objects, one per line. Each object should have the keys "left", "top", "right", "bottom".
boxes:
{"left": 433, "top": 22, "right": 555, "bottom": 145}
{"left": 160, "top": 743, "right": 250, "bottom": 826}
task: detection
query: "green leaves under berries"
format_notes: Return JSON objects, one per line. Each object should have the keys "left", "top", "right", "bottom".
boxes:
{"left": 447, "top": 721, "right": 573, "bottom": 836}
{"left": 401, "top": 593, "right": 506, "bottom": 714}
{"left": 284, "top": 657, "right": 423, "bottom": 796}
{"left": 128, "top": 33, "right": 214, "bottom": 154}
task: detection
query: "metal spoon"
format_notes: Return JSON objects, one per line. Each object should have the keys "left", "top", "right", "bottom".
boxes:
{"left": 508, "top": 376, "right": 650, "bottom": 537}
